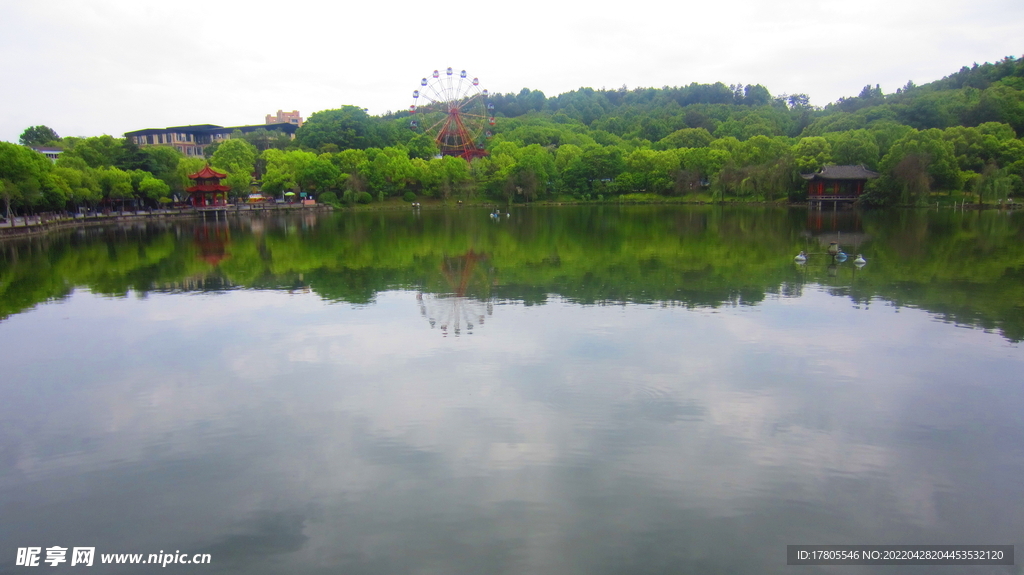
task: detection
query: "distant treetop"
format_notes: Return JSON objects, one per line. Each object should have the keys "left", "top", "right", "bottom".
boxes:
{"left": 19, "top": 125, "right": 60, "bottom": 147}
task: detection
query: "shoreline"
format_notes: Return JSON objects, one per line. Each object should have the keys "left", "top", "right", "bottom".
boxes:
{"left": 0, "top": 204, "right": 333, "bottom": 240}
{"left": 2, "top": 199, "right": 1018, "bottom": 241}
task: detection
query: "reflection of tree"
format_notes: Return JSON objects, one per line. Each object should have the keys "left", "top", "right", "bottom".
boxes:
{"left": 417, "top": 250, "right": 495, "bottom": 336}
{"left": 3, "top": 209, "right": 1024, "bottom": 342}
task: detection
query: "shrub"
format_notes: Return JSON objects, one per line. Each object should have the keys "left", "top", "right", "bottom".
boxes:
{"left": 319, "top": 191, "right": 339, "bottom": 206}
{"left": 618, "top": 193, "right": 662, "bottom": 203}
{"left": 356, "top": 191, "right": 372, "bottom": 204}
{"left": 402, "top": 191, "right": 417, "bottom": 202}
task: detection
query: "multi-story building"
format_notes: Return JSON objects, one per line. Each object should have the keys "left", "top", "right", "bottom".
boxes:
{"left": 266, "top": 110, "right": 303, "bottom": 127}
{"left": 124, "top": 122, "right": 299, "bottom": 157}
{"left": 31, "top": 146, "right": 63, "bottom": 162}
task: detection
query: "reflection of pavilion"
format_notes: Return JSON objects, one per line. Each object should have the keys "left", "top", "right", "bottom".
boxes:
{"left": 193, "top": 222, "right": 231, "bottom": 266}
{"left": 803, "top": 210, "right": 870, "bottom": 251}
{"left": 417, "top": 250, "right": 496, "bottom": 336}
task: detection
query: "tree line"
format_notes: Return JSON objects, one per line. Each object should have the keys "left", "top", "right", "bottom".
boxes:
{"left": 3, "top": 55, "right": 1023, "bottom": 216}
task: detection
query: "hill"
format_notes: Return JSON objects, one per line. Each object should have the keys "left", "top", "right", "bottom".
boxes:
{"left": 2, "top": 57, "right": 1022, "bottom": 215}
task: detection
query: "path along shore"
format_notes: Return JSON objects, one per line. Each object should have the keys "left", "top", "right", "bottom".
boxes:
{"left": 0, "top": 203, "right": 333, "bottom": 240}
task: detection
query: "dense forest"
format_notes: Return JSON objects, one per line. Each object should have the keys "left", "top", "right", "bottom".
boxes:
{"left": 2, "top": 55, "right": 1024, "bottom": 215}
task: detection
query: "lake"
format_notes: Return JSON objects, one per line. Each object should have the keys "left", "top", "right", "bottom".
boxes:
{"left": 1, "top": 206, "right": 1022, "bottom": 574}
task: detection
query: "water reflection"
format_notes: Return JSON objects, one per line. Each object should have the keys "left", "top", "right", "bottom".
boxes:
{"left": 193, "top": 222, "right": 231, "bottom": 266}
{"left": 0, "top": 287, "right": 1021, "bottom": 575}
{"left": 418, "top": 294, "right": 493, "bottom": 336}
{"left": 416, "top": 250, "right": 496, "bottom": 336}
{"left": 0, "top": 207, "right": 1023, "bottom": 574}
{"left": 1, "top": 207, "right": 1022, "bottom": 341}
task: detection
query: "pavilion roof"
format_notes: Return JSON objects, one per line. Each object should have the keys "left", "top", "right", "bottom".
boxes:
{"left": 188, "top": 165, "right": 228, "bottom": 180}
{"left": 800, "top": 165, "right": 879, "bottom": 181}
{"left": 186, "top": 184, "right": 231, "bottom": 193}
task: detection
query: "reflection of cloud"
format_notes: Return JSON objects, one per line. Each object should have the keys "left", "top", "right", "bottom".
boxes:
{"left": 195, "top": 511, "right": 308, "bottom": 562}
{"left": 1, "top": 288, "right": 1022, "bottom": 574}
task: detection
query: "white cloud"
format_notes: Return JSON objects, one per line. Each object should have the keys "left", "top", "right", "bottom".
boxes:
{"left": 2, "top": 0, "right": 1023, "bottom": 142}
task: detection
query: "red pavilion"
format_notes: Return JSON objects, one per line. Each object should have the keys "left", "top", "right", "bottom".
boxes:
{"left": 800, "top": 165, "right": 879, "bottom": 206}
{"left": 186, "top": 165, "right": 230, "bottom": 207}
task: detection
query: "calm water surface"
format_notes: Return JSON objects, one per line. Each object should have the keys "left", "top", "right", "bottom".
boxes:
{"left": 1, "top": 206, "right": 1022, "bottom": 574}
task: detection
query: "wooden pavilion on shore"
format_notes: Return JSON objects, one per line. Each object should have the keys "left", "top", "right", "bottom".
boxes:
{"left": 186, "top": 165, "right": 230, "bottom": 207}
{"left": 801, "top": 165, "right": 879, "bottom": 208}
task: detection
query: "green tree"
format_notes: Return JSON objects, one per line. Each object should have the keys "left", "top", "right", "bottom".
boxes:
{"left": 61, "top": 135, "right": 124, "bottom": 168}
{"left": 793, "top": 137, "right": 832, "bottom": 174}
{"left": 678, "top": 147, "right": 729, "bottom": 193}
{"left": 618, "top": 149, "right": 680, "bottom": 194}
{"left": 141, "top": 146, "right": 185, "bottom": 188}
{"left": 138, "top": 175, "right": 171, "bottom": 204}
{"left": 873, "top": 129, "right": 962, "bottom": 204}
{"left": 332, "top": 149, "right": 369, "bottom": 174}
{"left": 742, "top": 84, "right": 772, "bottom": 106}
{"left": 96, "top": 167, "right": 134, "bottom": 203}
{"left": 211, "top": 139, "right": 258, "bottom": 197}
{"left": 242, "top": 128, "right": 293, "bottom": 152}
{"left": 657, "top": 127, "right": 714, "bottom": 150}
{"left": 508, "top": 144, "right": 556, "bottom": 201}
{"left": 826, "top": 130, "right": 880, "bottom": 168}
{"left": 425, "top": 156, "right": 472, "bottom": 202}
{"left": 175, "top": 157, "right": 208, "bottom": 197}
{"left": 0, "top": 142, "right": 52, "bottom": 217}
{"left": 19, "top": 125, "right": 60, "bottom": 147}
{"left": 296, "top": 106, "right": 383, "bottom": 150}
{"left": 406, "top": 134, "right": 440, "bottom": 160}
{"left": 298, "top": 155, "right": 343, "bottom": 194}
{"left": 974, "top": 84, "right": 1024, "bottom": 133}
{"left": 211, "top": 139, "right": 257, "bottom": 175}
{"left": 261, "top": 149, "right": 314, "bottom": 196}
{"left": 53, "top": 165, "right": 101, "bottom": 208}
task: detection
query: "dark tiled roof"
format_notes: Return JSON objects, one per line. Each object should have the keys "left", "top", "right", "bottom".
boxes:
{"left": 125, "top": 123, "right": 296, "bottom": 137}
{"left": 800, "top": 165, "right": 880, "bottom": 180}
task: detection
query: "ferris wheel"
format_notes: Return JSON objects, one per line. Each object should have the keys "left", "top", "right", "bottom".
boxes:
{"left": 409, "top": 67, "right": 495, "bottom": 161}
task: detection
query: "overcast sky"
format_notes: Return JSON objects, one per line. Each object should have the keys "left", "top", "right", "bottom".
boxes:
{"left": 2, "top": 0, "right": 1022, "bottom": 144}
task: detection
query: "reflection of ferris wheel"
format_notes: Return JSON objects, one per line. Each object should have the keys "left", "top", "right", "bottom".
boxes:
{"left": 409, "top": 67, "right": 495, "bottom": 161}
{"left": 416, "top": 250, "right": 496, "bottom": 337}
{"left": 417, "top": 294, "right": 493, "bottom": 337}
